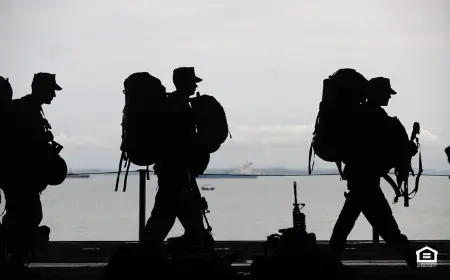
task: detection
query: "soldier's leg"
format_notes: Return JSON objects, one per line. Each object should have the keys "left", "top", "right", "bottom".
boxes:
{"left": 329, "top": 188, "right": 362, "bottom": 261}
{"left": 177, "top": 177, "right": 207, "bottom": 234}
{"left": 142, "top": 173, "right": 182, "bottom": 245}
{"left": 176, "top": 177, "right": 214, "bottom": 249}
{"left": 361, "top": 186, "right": 416, "bottom": 268}
{"left": 3, "top": 189, "right": 42, "bottom": 266}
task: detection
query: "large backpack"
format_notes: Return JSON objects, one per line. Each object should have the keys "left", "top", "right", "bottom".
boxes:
{"left": 115, "top": 72, "right": 167, "bottom": 192}
{"left": 189, "top": 93, "right": 231, "bottom": 154}
{"left": 308, "top": 69, "right": 368, "bottom": 176}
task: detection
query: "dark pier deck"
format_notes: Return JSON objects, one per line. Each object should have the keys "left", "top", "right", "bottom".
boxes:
{"left": 28, "top": 240, "right": 450, "bottom": 279}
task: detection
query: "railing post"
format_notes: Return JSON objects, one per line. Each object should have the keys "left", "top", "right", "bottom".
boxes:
{"left": 139, "top": 169, "right": 147, "bottom": 242}
{"left": 372, "top": 227, "right": 379, "bottom": 244}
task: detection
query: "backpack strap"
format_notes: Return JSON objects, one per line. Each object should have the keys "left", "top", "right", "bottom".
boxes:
{"left": 402, "top": 175, "right": 409, "bottom": 207}
{"left": 408, "top": 140, "right": 422, "bottom": 199}
{"left": 415, "top": 143, "right": 423, "bottom": 189}
{"left": 398, "top": 123, "right": 422, "bottom": 206}
{"left": 308, "top": 113, "right": 319, "bottom": 175}
{"left": 40, "top": 109, "right": 52, "bottom": 133}
{"left": 114, "top": 151, "right": 125, "bottom": 192}
{"left": 383, "top": 174, "right": 402, "bottom": 204}
{"left": 115, "top": 157, "right": 151, "bottom": 193}
{"left": 308, "top": 142, "right": 315, "bottom": 175}
{"left": 122, "top": 159, "right": 131, "bottom": 192}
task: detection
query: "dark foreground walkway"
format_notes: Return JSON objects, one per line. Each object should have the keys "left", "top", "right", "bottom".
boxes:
{"left": 28, "top": 240, "right": 450, "bottom": 279}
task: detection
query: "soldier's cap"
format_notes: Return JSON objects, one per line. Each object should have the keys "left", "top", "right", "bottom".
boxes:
{"left": 32, "top": 73, "right": 62, "bottom": 91}
{"left": 368, "top": 77, "right": 396, "bottom": 95}
{"left": 173, "top": 67, "right": 202, "bottom": 83}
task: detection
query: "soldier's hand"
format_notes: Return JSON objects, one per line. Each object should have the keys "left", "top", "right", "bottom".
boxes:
{"left": 393, "top": 196, "right": 399, "bottom": 204}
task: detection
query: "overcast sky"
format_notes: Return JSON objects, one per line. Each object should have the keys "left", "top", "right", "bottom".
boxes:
{"left": 1, "top": 0, "right": 449, "bottom": 171}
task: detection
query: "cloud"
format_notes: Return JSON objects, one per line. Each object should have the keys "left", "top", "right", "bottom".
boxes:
{"left": 227, "top": 124, "right": 314, "bottom": 145}
{"left": 226, "top": 124, "right": 439, "bottom": 146}
{"left": 54, "top": 123, "right": 438, "bottom": 151}
{"left": 418, "top": 129, "right": 438, "bottom": 142}
{"left": 406, "top": 128, "right": 438, "bottom": 142}
{"left": 54, "top": 133, "right": 118, "bottom": 149}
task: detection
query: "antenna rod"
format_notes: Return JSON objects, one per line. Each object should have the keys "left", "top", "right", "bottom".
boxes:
{"left": 294, "top": 181, "right": 298, "bottom": 205}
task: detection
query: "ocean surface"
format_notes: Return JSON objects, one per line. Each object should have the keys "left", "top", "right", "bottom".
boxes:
{"left": 1, "top": 174, "right": 449, "bottom": 241}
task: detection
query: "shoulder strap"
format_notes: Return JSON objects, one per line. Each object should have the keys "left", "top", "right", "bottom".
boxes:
{"left": 308, "top": 114, "right": 319, "bottom": 175}
{"left": 40, "top": 109, "right": 52, "bottom": 131}
{"left": 308, "top": 142, "right": 315, "bottom": 175}
{"left": 383, "top": 174, "right": 402, "bottom": 204}
{"left": 408, "top": 141, "right": 423, "bottom": 199}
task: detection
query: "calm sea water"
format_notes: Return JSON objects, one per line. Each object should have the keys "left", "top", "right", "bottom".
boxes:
{"left": 2, "top": 174, "right": 449, "bottom": 241}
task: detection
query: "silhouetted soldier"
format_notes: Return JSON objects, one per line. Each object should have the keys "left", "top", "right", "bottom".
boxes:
{"left": 2, "top": 73, "right": 61, "bottom": 277}
{"left": 0, "top": 76, "right": 13, "bottom": 270}
{"left": 329, "top": 77, "right": 417, "bottom": 270}
{"left": 143, "top": 67, "right": 213, "bottom": 253}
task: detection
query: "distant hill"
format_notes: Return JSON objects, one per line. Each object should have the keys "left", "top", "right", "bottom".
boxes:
{"left": 68, "top": 168, "right": 117, "bottom": 174}
{"left": 200, "top": 167, "right": 339, "bottom": 175}
{"left": 68, "top": 167, "right": 449, "bottom": 176}
{"left": 68, "top": 167, "right": 336, "bottom": 175}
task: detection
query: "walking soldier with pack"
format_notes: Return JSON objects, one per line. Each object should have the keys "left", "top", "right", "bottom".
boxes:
{"left": 117, "top": 67, "right": 230, "bottom": 254}
{"left": 106, "top": 68, "right": 237, "bottom": 279}
{"left": 145, "top": 67, "right": 230, "bottom": 254}
{"left": 309, "top": 71, "right": 419, "bottom": 271}
{"left": 2, "top": 73, "right": 67, "bottom": 279}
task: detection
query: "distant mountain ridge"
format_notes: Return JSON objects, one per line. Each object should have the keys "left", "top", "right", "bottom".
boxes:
{"left": 68, "top": 167, "right": 449, "bottom": 176}
{"left": 68, "top": 167, "right": 333, "bottom": 174}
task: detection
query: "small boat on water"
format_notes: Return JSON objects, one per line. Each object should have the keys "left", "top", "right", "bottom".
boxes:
{"left": 200, "top": 184, "right": 215, "bottom": 191}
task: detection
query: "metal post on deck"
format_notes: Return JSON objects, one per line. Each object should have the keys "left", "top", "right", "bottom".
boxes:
{"left": 372, "top": 227, "right": 379, "bottom": 244}
{"left": 138, "top": 169, "right": 147, "bottom": 242}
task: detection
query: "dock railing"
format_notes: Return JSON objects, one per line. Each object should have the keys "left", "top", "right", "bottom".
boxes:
{"left": 133, "top": 169, "right": 382, "bottom": 243}
{"left": 64, "top": 168, "right": 449, "bottom": 244}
